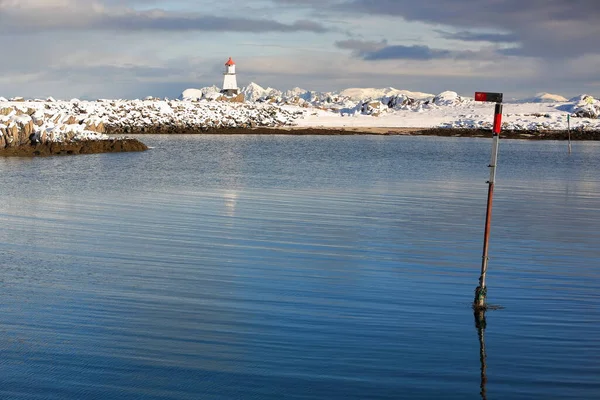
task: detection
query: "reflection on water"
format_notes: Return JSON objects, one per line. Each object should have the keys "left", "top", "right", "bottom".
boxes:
{"left": 223, "top": 191, "right": 238, "bottom": 217}
{"left": 0, "top": 135, "right": 599, "bottom": 399}
{"left": 474, "top": 309, "right": 488, "bottom": 400}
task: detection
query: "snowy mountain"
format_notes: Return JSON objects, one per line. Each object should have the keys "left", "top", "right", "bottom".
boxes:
{"left": 283, "top": 87, "right": 310, "bottom": 99}
{"left": 181, "top": 83, "right": 437, "bottom": 109}
{"left": 339, "top": 87, "right": 434, "bottom": 101}
{"left": 241, "top": 82, "right": 281, "bottom": 102}
{"left": 522, "top": 92, "right": 569, "bottom": 103}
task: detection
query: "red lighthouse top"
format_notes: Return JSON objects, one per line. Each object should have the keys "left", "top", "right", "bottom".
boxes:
{"left": 225, "top": 57, "right": 235, "bottom": 66}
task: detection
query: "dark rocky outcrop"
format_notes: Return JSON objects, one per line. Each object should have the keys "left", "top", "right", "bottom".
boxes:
{"left": 0, "top": 138, "right": 148, "bottom": 157}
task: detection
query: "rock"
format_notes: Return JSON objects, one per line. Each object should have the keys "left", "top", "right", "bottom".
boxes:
{"left": 433, "top": 91, "right": 463, "bottom": 106}
{"left": 64, "top": 115, "right": 78, "bottom": 125}
{"left": 0, "top": 138, "right": 149, "bottom": 157}
{"left": 5, "top": 124, "right": 18, "bottom": 147}
{"left": 15, "top": 118, "right": 35, "bottom": 145}
{"left": 84, "top": 120, "right": 106, "bottom": 133}
{"left": 216, "top": 93, "right": 245, "bottom": 103}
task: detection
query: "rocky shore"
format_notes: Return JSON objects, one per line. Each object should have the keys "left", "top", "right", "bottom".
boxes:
{"left": 0, "top": 102, "right": 149, "bottom": 156}
{"left": 0, "top": 138, "right": 148, "bottom": 157}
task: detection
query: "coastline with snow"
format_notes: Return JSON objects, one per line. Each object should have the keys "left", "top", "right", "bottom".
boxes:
{"left": 1, "top": 85, "right": 599, "bottom": 156}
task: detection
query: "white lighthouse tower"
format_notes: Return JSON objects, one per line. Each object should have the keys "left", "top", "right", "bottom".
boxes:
{"left": 221, "top": 57, "right": 239, "bottom": 96}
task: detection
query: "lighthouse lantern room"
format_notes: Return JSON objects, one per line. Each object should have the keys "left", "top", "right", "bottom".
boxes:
{"left": 221, "top": 57, "right": 239, "bottom": 96}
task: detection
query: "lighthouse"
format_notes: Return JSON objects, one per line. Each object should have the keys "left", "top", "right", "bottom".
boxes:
{"left": 221, "top": 57, "right": 239, "bottom": 96}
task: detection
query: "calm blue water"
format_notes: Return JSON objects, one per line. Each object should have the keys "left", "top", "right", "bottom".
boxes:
{"left": 0, "top": 135, "right": 599, "bottom": 399}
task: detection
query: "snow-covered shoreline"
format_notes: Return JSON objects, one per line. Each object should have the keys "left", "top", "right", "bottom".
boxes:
{"left": 0, "top": 99, "right": 304, "bottom": 147}
{"left": 1, "top": 88, "right": 599, "bottom": 148}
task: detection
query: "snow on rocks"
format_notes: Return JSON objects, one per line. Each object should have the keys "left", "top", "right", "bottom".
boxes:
{"left": 0, "top": 108, "right": 109, "bottom": 148}
{"left": 98, "top": 99, "right": 304, "bottom": 133}
{"left": 179, "top": 86, "right": 221, "bottom": 101}
{"left": 571, "top": 95, "right": 600, "bottom": 119}
{"left": 431, "top": 91, "right": 469, "bottom": 107}
{"left": 0, "top": 98, "right": 306, "bottom": 143}
{"left": 439, "top": 103, "right": 600, "bottom": 131}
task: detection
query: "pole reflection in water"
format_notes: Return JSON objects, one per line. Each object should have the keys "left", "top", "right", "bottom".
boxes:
{"left": 474, "top": 309, "right": 488, "bottom": 400}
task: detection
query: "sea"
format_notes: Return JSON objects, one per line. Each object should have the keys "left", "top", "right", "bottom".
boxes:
{"left": 0, "top": 134, "right": 598, "bottom": 399}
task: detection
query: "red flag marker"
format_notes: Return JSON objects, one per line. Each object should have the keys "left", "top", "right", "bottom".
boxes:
{"left": 475, "top": 92, "right": 503, "bottom": 103}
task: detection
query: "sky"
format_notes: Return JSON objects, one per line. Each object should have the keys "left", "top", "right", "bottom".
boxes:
{"left": 0, "top": 0, "right": 599, "bottom": 99}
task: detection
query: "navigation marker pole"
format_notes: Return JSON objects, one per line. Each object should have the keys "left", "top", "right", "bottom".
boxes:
{"left": 473, "top": 92, "right": 504, "bottom": 310}
{"left": 567, "top": 114, "right": 572, "bottom": 154}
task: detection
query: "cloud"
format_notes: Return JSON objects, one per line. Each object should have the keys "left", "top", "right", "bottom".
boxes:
{"left": 337, "top": 41, "right": 451, "bottom": 60}
{"left": 437, "top": 30, "right": 519, "bottom": 44}
{"left": 0, "top": 0, "right": 328, "bottom": 33}
{"left": 0, "top": 0, "right": 598, "bottom": 99}
{"left": 334, "top": 39, "right": 387, "bottom": 52}
{"left": 339, "top": 0, "right": 600, "bottom": 58}
{"left": 362, "top": 45, "right": 450, "bottom": 60}
{"left": 99, "top": 15, "right": 328, "bottom": 33}
{"left": 272, "top": 0, "right": 600, "bottom": 58}
{"left": 335, "top": 39, "right": 487, "bottom": 61}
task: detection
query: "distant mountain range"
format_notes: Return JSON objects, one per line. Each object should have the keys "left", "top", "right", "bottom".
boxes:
{"left": 180, "top": 82, "right": 574, "bottom": 106}
{"left": 518, "top": 92, "right": 569, "bottom": 103}
{"left": 175, "top": 83, "right": 600, "bottom": 121}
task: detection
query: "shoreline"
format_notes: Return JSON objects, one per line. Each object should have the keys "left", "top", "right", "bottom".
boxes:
{"left": 110, "top": 126, "right": 600, "bottom": 140}
{"left": 2, "top": 126, "right": 597, "bottom": 157}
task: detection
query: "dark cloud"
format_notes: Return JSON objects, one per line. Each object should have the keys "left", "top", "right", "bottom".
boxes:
{"left": 334, "top": 39, "right": 387, "bottom": 52}
{"left": 342, "top": 0, "right": 599, "bottom": 26}
{"left": 339, "top": 0, "right": 600, "bottom": 58}
{"left": 437, "top": 30, "right": 519, "bottom": 44}
{"left": 271, "top": 0, "right": 600, "bottom": 57}
{"left": 363, "top": 45, "right": 450, "bottom": 60}
{"left": 335, "top": 39, "right": 479, "bottom": 60}
{"left": 498, "top": 47, "right": 526, "bottom": 57}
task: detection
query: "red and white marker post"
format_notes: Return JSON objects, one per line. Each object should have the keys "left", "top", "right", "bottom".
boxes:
{"left": 473, "top": 92, "right": 503, "bottom": 310}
